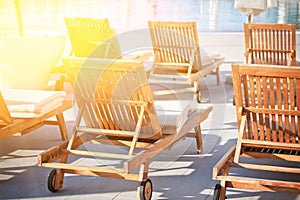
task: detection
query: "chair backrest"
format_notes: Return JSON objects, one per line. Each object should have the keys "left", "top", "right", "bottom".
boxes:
{"left": 148, "top": 21, "right": 202, "bottom": 72}
{"left": 63, "top": 57, "right": 162, "bottom": 140}
{"left": 232, "top": 64, "right": 300, "bottom": 144}
{"left": 244, "top": 23, "right": 296, "bottom": 66}
{"left": 64, "top": 17, "right": 122, "bottom": 58}
{"left": 0, "top": 92, "right": 12, "bottom": 126}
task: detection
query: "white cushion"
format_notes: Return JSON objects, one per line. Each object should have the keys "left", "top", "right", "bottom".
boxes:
{"left": 2, "top": 89, "right": 66, "bottom": 118}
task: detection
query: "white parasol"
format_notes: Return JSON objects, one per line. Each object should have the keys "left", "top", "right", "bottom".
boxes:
{"left": 234, "top": 0, "right": 277, "bottom": 22}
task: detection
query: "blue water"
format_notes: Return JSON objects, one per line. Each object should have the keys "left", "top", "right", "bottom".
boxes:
{"left": 0, "top": 0, "right": 299, "bottom": 32}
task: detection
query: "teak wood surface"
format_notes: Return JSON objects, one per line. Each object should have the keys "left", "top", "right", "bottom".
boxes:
{"left": 244, "top": 23, "right": 296, "bottom": 66}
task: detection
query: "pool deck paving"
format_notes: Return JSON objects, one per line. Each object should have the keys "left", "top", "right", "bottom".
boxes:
{"left": 0, "top": 62, "right": 300, "bottom": 200}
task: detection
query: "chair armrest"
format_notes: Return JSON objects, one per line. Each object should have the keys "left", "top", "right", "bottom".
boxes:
{"left": 234, "top": 110, "right": 248, "bottom": 163}
{"left": 176, "top": 103, "right": 213, "bottom": 134}
{"left": 187, "top": 46, "right": 198, "bottom": 76}
{"left": 212, "top": 145, "right": 236, "bottom": 179}
{"left": 188, "top": 56, "right": 225, "bottom": 84}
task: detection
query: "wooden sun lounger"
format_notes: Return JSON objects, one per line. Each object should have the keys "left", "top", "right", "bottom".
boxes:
{"left": 244, "top": 23, "right": 296, "bottom": 66}
{"left": 38, "top": 57, "right": 212, "bottom": 200}
{"left": 212, "top": 64, "right": 300, "bottom": 200}
{"left": 0, "top": 89, "right": 72, "bottom": 141}
{"left": 233, "top": 23, "right": 297, "bottom": 105}
{"left": 148, "top": 21, "right": 225, "bottom": 102}
{"left": 54, "top": 17, "right": 152, "bottom": 91}
{"left": 64, "top": 17, "right": 121, "bottom": 58}
{"left": 64, "top": 17, "right": 152, "bottom": 61}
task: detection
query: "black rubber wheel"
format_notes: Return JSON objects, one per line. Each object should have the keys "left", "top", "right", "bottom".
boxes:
{"left": 140, "top": 179, "right": 153, "bottom": 200}
{"left": 47, "top": 169, "right": 59, "bottom": 193}
{"left": 213, "top": 184, "right": 221, "bottom": 200}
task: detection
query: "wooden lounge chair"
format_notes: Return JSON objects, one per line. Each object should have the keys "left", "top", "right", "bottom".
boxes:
{"left": 52, "top": 17, "right": 116, "bottom": 90}
{"left": 38, "top": 57, "right": 212, "bottom": 200}
{"left": 54, "top": 17, "right": 152, "bottom": 90}
{"left": 244, "top": 23, "right": 296, "bottom": 66}
{"left": 0, "top": 89, "right": 72, "bottom": 141}
{"left": 64, "top": 17, "right": 121, "bottom": 58}
{"left": 64, "top": 17, "right": 152, "bottom": 60}
{"left": 232, "top": 23, "right": 296, "bottom": 105}
{"left": 213, "top": 64, "right": 300, "bottom": 200}
{"left": 148, "top": 21, "right": 225, "bottom": 102}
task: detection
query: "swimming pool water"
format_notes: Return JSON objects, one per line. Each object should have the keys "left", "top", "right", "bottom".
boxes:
{"left": 0, "top": 0, "right": 299, "bottom": 32}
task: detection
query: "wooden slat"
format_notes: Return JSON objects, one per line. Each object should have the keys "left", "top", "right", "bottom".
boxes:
{"left": 262, "top": 76, "right": 271, "bottom": 140}
{"left": 242, "top": 151, "right": 300, "bottom": 162}
{"left": 297, "top": 79, "right": 300, "bottom": 142}
{"left": 269, "top": 77, "right": 277, "bottom": 141}
{"left": 252, "top": 28, "right": 257, "bottom": 63}
{"left": 249, "top": 75, "right": 258, "bottom": 139}
{"left": 41, "top": 162, "right": 139, "bottom": 181}
{"left": 241, "top": 138, "right": 300, "bottom": 151}
{"left": 256, "top": 76, "right": 265, "bottom": 140}
{"left": 91, "top": 135, "right": 154, "bottom": 148}
{"left": 290, "top": 78, "right": 296, "bottom": 143}
{"left": 234, "top": 114, "right": 247, "bottom": 162}
{"left": 242, "top": 75, "right": 252, "bottom": 139}
{"left": 244, "top": 107, "right": 300, "bottom": 116}
{"left": 229, "top": 162, "right": 300, "bottom": 174}
{"left": 249, "top": 49, "right": 293, "bottom": 53}
{"left": 282, "top": 78, "right": 290, "bottom": 142}
{"left": 276, "top": 78, "right": 284, "bottom": 142}
{"left": 77, "top": 127, "right": 135, "bottom": 137}
{"left": 217, "top": 175, "right": 300, "bottom": 193}
{"left": 67, "top": 149, "right": 133, "bottom": 160}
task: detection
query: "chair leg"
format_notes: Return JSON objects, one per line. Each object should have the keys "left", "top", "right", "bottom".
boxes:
{"left": 137, "top": 159, "right": 152, "bottom": 200}
{"left": 47, "top": 153, "right": 69, "bottom": 193}
{"left": 55, "top": 169, "right": 65, "bottom": 191}
{"left": 56, "top": 113, "right": 68, "bottom": 140}
{"left": 193, "top": 81, "right": 201, "bottom": 103}
{"left": 216, "top": 66, "right": 220, "bottom": 85}
{"left": 194, "top": 124, "right": 202, "bottom": 154}
{"left": 219, "top": 180, "right": 227, "bottom": 200}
